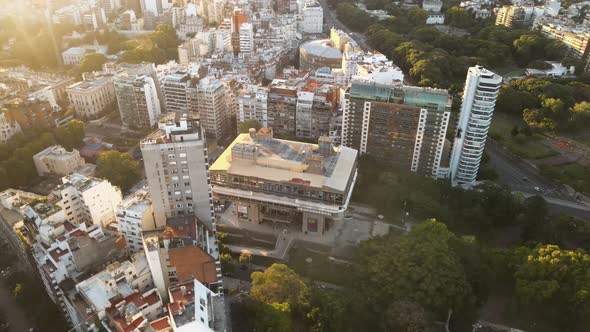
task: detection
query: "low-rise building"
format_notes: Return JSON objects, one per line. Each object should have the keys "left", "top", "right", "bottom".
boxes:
{"left": 116, "top": 187, "right": 154, "bottom": 253}
{"left": 142, "top": 221, "right": 222, "bottom": 300}
{"left": 56, "top": 173, "right": 123, "bottom": 228}
{"left": 168, "top": 279, "right": 224, "bottom": 331}
{"left": 33, "top": 145, "right": 87, "bottom": 177}
{"left": 66, "top": 75, "right": 116, "bottom": 119}
{"left": 62, "top": 45, "right": 108, "bottom": 65}
{"left": 210, "top": 128, "right": 358, "bottom": 234}
{"left": 0, "top": 111, "right": 21, "bottom": 143}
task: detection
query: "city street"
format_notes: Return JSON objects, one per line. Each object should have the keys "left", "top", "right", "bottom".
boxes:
{"left": 486, "top": 140, "right": 590, "bottom": 220}
{"left": 317, "top": 0, "right": 371, "bottom": 51}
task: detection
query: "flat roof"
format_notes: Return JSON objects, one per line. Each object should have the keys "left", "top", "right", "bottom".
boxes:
{"left": 210, "top": 133, "right": 358, "bottom": 193}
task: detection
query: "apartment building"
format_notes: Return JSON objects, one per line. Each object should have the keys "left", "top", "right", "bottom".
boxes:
{"left": 114, "top": 73, "right": 162, "bottom": 129}
{"left": 195, "top": 78, "right": 232, "bottom": 141}
{"left": 140, "top": 112, "right": 213, "bottom": 227}
{"left": 167, "top": 279, "right": 224, "bottom": 331}
{"left": 535, "top": 18, "right": 590, "bottom": 60}
{"left": 0, "top": 111, "right": 22, "bottom": 143}
{"left": 159, "top": 70, "right": 195, "bottom": 114}
{"left": 449, "top": 66, "right": 502, "bottom": 185}
{"left": 299, "top": 0, "right": 323, "bottom": 34}
{"left": 33, "top": 145, "right": 86, "bottom": 177}
{"left": 295, "top": 81, "right": 338, "bottom": 140}
{"left": 116, "top": 187, "right": 155, "bottom": 253}
{"left": 66, "top": 75, "right": 116, "bottom": 119}
{"left": 30, "top": 222, "right": 126, "bottom": 330}
{"left": 341, "top": 79, "right": 451, "bottom": 177}
{"left": 143, "top": 221, "right": 222, "bottom": 300}
{"left": 495, "top": 5, "right": 537, "bottom": 28}
{"left": 237, "top": 85, "right": 269, "bottom": 127}
{"left": 239, "top": 22, "right": 255, "bottom": 56}
{"left": 267, "top": 79, "right": 299, "bottom": 137}
{"left": 210, "top": 128, "right": 358, "bottom": 234}
{"left": 56, "top": 173, "right": 123, "bottom": 228}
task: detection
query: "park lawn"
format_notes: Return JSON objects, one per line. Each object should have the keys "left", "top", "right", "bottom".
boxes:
{"left": 490, "top": 113, "right": 558, "bottom": 159}
{"left": 288, "top": 247, "right": 353, "bottom": 286}
{"left": 541, "top": 163, "right": 590, "bottom": 195}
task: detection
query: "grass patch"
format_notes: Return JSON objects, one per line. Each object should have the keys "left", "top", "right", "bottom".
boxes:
{"left": 288, "top": 247, "right": 353, "bottom": 286}
{"left": 490, "top": 113, "right": 558, "bottom": 159}
{"left": 224, "top": 234, "right": 276, "bottom": 250}
{"left": 541, "top": 163, "right": 590, "bottom": 195}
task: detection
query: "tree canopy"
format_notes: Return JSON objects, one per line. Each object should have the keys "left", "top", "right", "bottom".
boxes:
{"left": 250, "top": 263, "right": 309, "bottom": 310}
{"left": 96, "top": 150, "right": 141, "bottom": 192}
{"left": 355, "top": 220, "right": 477, "bottom": 328}
{"left": 78, "top": 53, "right": 108, "bottom": 75}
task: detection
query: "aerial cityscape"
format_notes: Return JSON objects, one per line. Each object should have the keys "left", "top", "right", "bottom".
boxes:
{"left": 0, "top": 0, "right": 589, "bottom": 331}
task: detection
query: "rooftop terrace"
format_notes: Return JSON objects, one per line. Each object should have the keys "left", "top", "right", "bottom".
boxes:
{"left": 210, "top": 129, "right": 358, "bottom": 193}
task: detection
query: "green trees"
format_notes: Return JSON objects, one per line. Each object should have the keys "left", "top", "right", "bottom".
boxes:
{"left": 445, "top": 6, "right": 476, "bottom": 28}
{"left": 55, "top": 120, "right": 85, "bottom": 150}
{"left": 0, "top": 120, "right": 84, "bottom": 190}
{"left": 494, "top": 245, "right": 590, "bottom": 328}
{"left": 336, "top": 3, "right": 373, "bottom": 32}
{"left": 220, "top": 253, "right": 233, "bottom": 274}
{"left": 355, "top": 220, "right": 487, "bottom": 330}
{"left": 251, "top": 263, "right": 309, "bottom": 309}
{"left": 501, "top": 77, "right": 590, "bottom": 133}
{"left": 120, "top": 24, "right": 180, "bottom": 64}
{"left": 78, "top": 53, "right": 108, "bottom": 75}
{"left": 513, "top": 33, "right": 567, "bottom": 66}
{"left": 233, "top": 264, "right": 309, "bottom": 331}
{"left": 96, "top": 151, "right": 141, "bottom": 192}
{"left": 237, "top": 119, "right": 262, "bottom": 133}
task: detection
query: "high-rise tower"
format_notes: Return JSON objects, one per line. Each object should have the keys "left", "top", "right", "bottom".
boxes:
{"left": 449, "top": 66, "right": 502, "bottom": 185}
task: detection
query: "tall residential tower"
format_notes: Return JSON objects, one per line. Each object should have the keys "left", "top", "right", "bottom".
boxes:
{"left": 140, "top": 113, "right": 213, "bottom": 227}
{"left": 449, "top": 66, "right": 502, "bottom": 185}
{"left": 342, "top": 80, "right": 451, "bottom": 177}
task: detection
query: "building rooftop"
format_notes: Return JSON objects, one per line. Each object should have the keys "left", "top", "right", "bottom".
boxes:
{"left": 168, "top": 245, "right": 218, "bottom": 284}
{"left": 349, "top": 81, "right": 452, "bottom": 111}
{"left": 75, "top": 254, "right": 150, "bottom": 312}
{"left": 66, "top": 75, "right": 113, "bottom": 92}
{"left": 300, "top": 39, "right": 342, "bottom": 60}
{"left": 210, "top": 129, "right": 358, "bottom": 194}
{"left": 142, "top": 112, "right": 202, "bottom": 145}
{"left": 118, "top": 187, "right": 151, "bottom": 214}
{"left": 62, "top": 173, "right": 103, "bottom": 192}
{"left": 33, "top": 145, "right": 81, "bottom": 161}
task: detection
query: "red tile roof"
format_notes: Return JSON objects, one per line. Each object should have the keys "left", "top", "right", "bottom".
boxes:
{"left": 150, "top": 317, "right": 171, "bottom": 331}
{"left": 168, "top": 246, "right": 218, "bottom": 284}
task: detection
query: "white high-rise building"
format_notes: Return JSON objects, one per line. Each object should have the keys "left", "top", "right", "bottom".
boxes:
{"left": 114, "top": 73, "right": 162, "bottom": 129}
{"left": 140, "top": 113, "right": 213, "bottom": 227}
{"left": 195, "top": 78, "right": 231, "bottom": 141}
{"left": 116, "top": 187, "right": 154, "bottom": 253}
{"left": 449, "top": 66, "right": 502, "bottom": 185}
{"left": 300, "top": 0, "right": 323, "bottom": 34}
{"left": 141, "top": 0, "right": 163, "bottom": 15}
{"left": 239, "top": 22, "right": 254, "bottom": 56}
{"left": 237, "top": 85, "right": 269, "bottom": 127}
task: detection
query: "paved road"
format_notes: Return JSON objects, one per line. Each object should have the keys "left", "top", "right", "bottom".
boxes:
{"left": 486, "top": 140, "right": 590, "bottom": 220}
{"left": 318, "top": 0, "right": 371, "bottom": 51}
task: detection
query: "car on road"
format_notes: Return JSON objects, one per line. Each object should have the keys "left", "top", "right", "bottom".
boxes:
{"left": 522, "top": 177, "right": 528, "bottom": 181}
{"left": 534, "top": 186, "right": 542, "bottom": 193}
